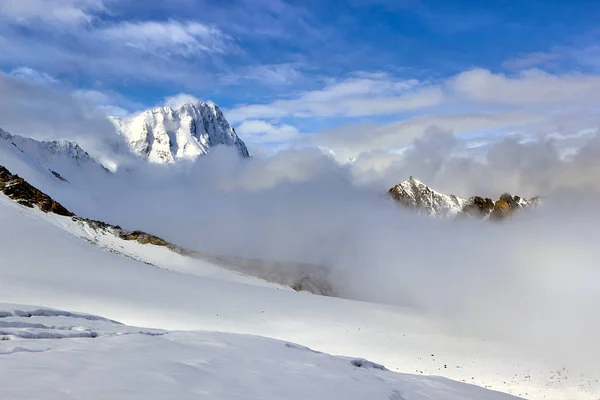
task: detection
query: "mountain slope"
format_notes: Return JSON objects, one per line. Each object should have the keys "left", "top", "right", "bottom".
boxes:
{"left": 0, "top": 163, "right": 331, "bottom": 294}
{"left": 0, "top": 128, "right": 107, "bottom": 183}
{"left": 0, "top": 132, "right": 594, "bottom": 399}
{"left": 389, "top": 177, "right": 540, "bottom": 219}
{"left": 0, "top": 191, "right": 598, "bottom": 399}
{"left": 111, "top": 102, "right": 249, "bottom": 163}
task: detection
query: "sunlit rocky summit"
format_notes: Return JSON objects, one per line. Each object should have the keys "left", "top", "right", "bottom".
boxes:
{"left": 389, "top": 176, "right": 540, "bottom": 219}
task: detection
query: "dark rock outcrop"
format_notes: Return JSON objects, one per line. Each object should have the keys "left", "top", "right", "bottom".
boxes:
{"left": 0, "top": 164, "right": 334, "bottom": 297}
{"left": 388, "top": 176, "right": 466, "bottom": 217}
{"left": 0, "top": 166, "right": 74, "bottom": 216}
{"left": 0, "top": 164, "right": 172, "bottom": 247}
{"left": 462, "top": 196, "right": 495, "bottom": 218}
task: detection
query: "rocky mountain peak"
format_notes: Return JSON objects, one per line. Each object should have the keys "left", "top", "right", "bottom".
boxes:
{"left": 389, "top": 177, "right": 466, "bottom": 217}
{"left": 110, "top": 101, "right": 249, "bottom": 163}
{"left": 389, "top": 177, "right": 540, "bottom": 220}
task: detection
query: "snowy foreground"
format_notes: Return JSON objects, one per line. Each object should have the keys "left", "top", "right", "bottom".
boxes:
{"left": 0, "top": 303, "right": 521, "bottom": 400}
{"left": 0, "top": 196, "right": 598, "bottom": 399}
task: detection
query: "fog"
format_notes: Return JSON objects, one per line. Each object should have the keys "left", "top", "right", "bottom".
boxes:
{"left": 1, "top": 72, "right": 599, "bottom": 369}
{"left": 26, "top": 127, "right": 593, "bottom": 369}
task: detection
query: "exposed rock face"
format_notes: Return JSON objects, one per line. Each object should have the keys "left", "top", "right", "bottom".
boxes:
{"left": 0, "top": 166, "right": 74, "bottom": 216}
{"left": 0, "top": 164, "right": 173, "bottom": 247}
{"left": 389, "top": 177, "right": 540, "bottom": 220}
{"left": 81, "top": 218, "right": 173, "bottom": 248}
{"left": 183, "top": 250, "right": 335, "bottom": 297}
{"left": 110, "top": 102, "right": 249, "bottom": 163}
{"left": 0, "top": 164, "right": 332, "bottom": 296}
{"left": 388, "top": 176, "right": 466, "bottom": 217}
{"left": 462, "top": 196, "right": 495, "bottom": 218}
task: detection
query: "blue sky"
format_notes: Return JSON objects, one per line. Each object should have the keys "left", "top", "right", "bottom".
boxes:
{"left": 1, "top": 0, "right": 600, "bottom": 156}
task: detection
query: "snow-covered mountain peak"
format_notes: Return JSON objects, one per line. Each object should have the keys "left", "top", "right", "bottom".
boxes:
{"left": 389, "top": 177, "right": 541, "bottom": 219}
{"left": 0, "top": 129, "right": 95, "bottom": 166}
{"left": 389, "top": 176, "right": 466, "bottom": 217}
{"left": 111, "top": 101, "right": 249, "bottom": 164}
{"left": 0, "top": 128, "right": 109, "bottom": 186}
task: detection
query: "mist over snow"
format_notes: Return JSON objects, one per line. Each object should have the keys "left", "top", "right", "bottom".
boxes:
{"left": 2, "top": 66, "right": 600, "bottom": 371}
{"left": 4, "top": 1, "right": 600, "bottom": 398}
{"left": 9, "top": 121, "right": 595, "bottom": 371}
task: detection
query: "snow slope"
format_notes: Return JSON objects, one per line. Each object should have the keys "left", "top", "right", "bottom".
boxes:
{"left": 110, "top": 102, "right": 249, "bottom": 163}
{"left": 40, "top": 208, "right": 287, "bottom": 289}
{"left": 1, "top": 195, "right": 598, "bottom": 399}
{"left": 0, "top": 304, "right": 523, "bottom": 400}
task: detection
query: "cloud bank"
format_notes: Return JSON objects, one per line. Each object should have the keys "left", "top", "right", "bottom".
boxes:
{"left": 2, "top": 63, "right": 600, "bottom": 370}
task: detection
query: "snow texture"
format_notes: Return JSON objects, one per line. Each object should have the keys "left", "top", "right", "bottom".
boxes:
{"left": 0, "top": 128, "right": 107, "bottom": 182}
{"left": 0, "top": 303, "right": 522, "bottom": 400}
{"left": 0, "top": 194, "right": 598, "bottom": 399}
{"left": 110, "top": 102, "right": 249, "bottom": 163}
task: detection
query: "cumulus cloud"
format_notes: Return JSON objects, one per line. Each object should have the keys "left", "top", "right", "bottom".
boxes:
{"left": 226, "top": 68, "right": 600, "bottom": 161}
{"left": 451, "top": 68, "right": 600, "bottom": 105}
{"left": 0, "top": 72, "right": 113, "bottom": 140}
{"left": 163, "top": 93, "right": 202, "bottom": 109}
{"left": 270, "top": 67, "right": 600, "bottom": 161}
{"left": 236, "top": 120, "right": 300, "bottom": 145}
{"left": 0, "top": 71, "right": 136, "bottom": 169}
{"left": 308, "top": 111, "right": 552, "bottom": 162}
{"left": 349, "top": 127, "right": 600, "bottom": 198}
{"left": 3, "top": 68, "right": 600, "bottom": 365}
{"left": 35, "top": 126, "right": 600, "bottom": 368}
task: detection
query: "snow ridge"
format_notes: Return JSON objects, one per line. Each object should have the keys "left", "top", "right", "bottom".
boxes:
{"left": 111, "top": 102, "right": 249, "bottom": 163}
{"left": 0, "top": 128, "right": 107, "bottom": 183}
{"left": 0, "top": 129, "right": 96, "bottom": 167}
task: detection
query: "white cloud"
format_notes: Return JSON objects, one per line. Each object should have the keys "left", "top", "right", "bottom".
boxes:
{"left": 451, "top": 68, "right": 600, "bottom": 105}
{"left": 224, "top": 67, "right": 600, "bottom": 158}
{"left": 9, "top": 66, "right": 58, "bottom": 85}
{"left": 236, "top": 120, "right": 300, "bottom": 144}
{"left": 0, "top": 0, "right": 105, "bottom": 25}
{"left": 99, "top": 20, "right": 234, "bottom": 57}
{"left": 309, "top": 111, "right": 550, "bottom": 162}
{"left": 226, "top": 76, "right": 441, "bottom": 123}
{"left": 228, "top": 68, "right": 600, "bottom": 129}
{"left": 163, "top": 93, "right": 202, "bottom": 109}
{"left": 72, "top": 89, "right": 135, "bottom": 117}
{"left": 0, "top": 15, "right": 237, "bottom": 88}
{"left": 221, "top": 63, "right": 303, "bottom": 86}
{"left": 73, "top": 89, "right": 113, "bottom": 105}
{"left": 0, "top": 71, "right": 116, "bottom": 147}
